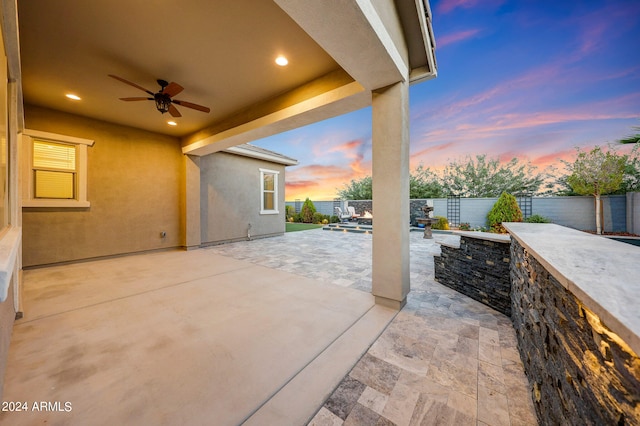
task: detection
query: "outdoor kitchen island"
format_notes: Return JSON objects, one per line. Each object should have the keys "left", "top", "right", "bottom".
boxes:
{"left": 504, "top": 223, "right": 640, "bottom": 426}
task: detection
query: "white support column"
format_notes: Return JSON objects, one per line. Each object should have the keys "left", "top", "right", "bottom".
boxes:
{"left": 184, "top": 155, "right": 201, "bottom": 250}
{"left": 371, "top": 80, "right": 410, "bottom": 310}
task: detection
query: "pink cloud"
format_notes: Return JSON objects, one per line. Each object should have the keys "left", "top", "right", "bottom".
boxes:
{"left": 328, "top": 139, "right": 363, "bottom": 153}
{"left": 437, "top": 0, "right": 479, "bottom": 14}
{"left": 288, "top": 164, "right": 350, "bottom": 180}
{"left": 530, "top": 148, "right": 578, "bottom": 169}
{"left": 437, "top": 0, "right": 506, "bottom": 14}
{"left": 286, "top": 180, "right": 319, "bottom": 189}
{"left": 411, "top": 141, "right": 457, "bottom": 159}
{"left": 438, "top": 29, "right": 481, "bottom": 48}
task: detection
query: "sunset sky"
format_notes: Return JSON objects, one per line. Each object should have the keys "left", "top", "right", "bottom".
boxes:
{"left": 254, "top": 0, "right": 640, "bottom": 201}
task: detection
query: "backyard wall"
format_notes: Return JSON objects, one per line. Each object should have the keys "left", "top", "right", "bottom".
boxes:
{"left": 296, "top": 195, "right": 631, "bottom": 232}
{"left": 628, "top": 192, "right": 640, "bottom": 235}
{"left": 22, "top": 106, "right": 184, "bottom": 267}
{"left": 201, "top": 152, "right": 286, "bottom": 245}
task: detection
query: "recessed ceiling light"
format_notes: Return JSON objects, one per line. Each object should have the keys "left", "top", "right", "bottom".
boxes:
{"left": 275, "top": 55, "right": 288, "bottom": 66}
{"left": 167, "top": 121, "right": 177, "bottom": 126}
{"left": 65, "top": 94, "right": 81, "bottom": 101}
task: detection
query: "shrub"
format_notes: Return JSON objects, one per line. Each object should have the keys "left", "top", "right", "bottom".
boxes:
{"left": 312, "top": 212, "right": 324, "bottom": 224}
{"left": 292, "top": 213, "right": 303, "bottom": 223}
{"left": 432, "top": 216, "right": 449, "bottom": 230}
{"left": 330, "top": 215, "right": 340, "bottom": 223}
{"left": 300, "top": 198, "right": 317, "bottom": 223}
{"left": 285, "top": 205, "right": 296, "bottom": 218}
{"left": 459, "top": 222, "right": 471, "bottom": 231}
{"left": 322, "top": 218, "right": 329, "bottom": 225}
{"left": 524, "top": 214, "right": 552, "bottom": 223}
{"left": 487, "top": 192, "right": 523, "bottom": 233}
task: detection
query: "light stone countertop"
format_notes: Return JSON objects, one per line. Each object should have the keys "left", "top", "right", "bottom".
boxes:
{"left": 436, "top": 230, "right": 510, "bottom": 249}
{"left": 504, "top": 222, "right": 640, "bottom": 356}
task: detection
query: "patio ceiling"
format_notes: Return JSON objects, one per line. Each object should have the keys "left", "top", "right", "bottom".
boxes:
{"left": 16, "top": 0, "right": 436, "bottom": 154}
{"left": 17, "top": 0, "right": 340, "bottom": 138}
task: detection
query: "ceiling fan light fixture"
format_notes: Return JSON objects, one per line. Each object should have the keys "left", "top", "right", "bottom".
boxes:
{"left": 275, "top": 55, "right": 288, "bottom": 66}
{"left": 154, "top": 94, "right": 171, "bottom": 114}
{"left": 167, "top": 121, "right": 177, "bottom": 126}
{"left": 65, "top": 93, "right": 81, "bottom": 100}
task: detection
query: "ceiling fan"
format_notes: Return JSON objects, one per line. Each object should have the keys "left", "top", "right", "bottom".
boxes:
{"left": 108, "top": 74, "right": 210, "bottom": 117}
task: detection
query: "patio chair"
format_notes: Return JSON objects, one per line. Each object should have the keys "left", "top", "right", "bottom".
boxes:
{"left": 334, "top": 206, "right": 352, "bottom": 223}
{"left": 347, "top": 206, "right": 361, "bottom": 220}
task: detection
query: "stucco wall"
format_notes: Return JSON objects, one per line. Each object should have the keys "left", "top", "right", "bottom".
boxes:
{"left": 0, "top": 277, "right": 15, "bottom": 401}
{"left": 22, "top": 106, "right": 183, "bottom": 267}
{"left": 532, "top": 195, "right": 626, "bottom": 232}
{"left": 626, "top": 192, "right": 640, "bottom": 235}
{"left": 200, "top": 152, "right": 285, "bottom": 245}
{"left": 324, "top": 196, "right": 629, "bottom": 231}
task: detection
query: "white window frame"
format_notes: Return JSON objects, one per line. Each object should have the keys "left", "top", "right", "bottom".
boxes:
{"left": 21, "top": 129, "right": 94, "bottom": 208}
{"left": 259, "top": 168, "right": 279, "bottom": 215}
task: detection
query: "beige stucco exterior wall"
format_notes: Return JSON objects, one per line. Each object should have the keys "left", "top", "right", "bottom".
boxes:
{"left": 200, "top": 152, "right": 285, "bottom": 245}
{"left": 22, "top": 105, "right": 183, "bottom": 267}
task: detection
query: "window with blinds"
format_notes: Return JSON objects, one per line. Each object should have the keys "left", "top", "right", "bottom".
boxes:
{"left": 32, "top": 140, "right": 77, "bottom": 199}
{"left": 263, "top": 173, "right": 275, "bottom": 210}
{"left": 260, "top": 168, "right": 279, "bottom": 214}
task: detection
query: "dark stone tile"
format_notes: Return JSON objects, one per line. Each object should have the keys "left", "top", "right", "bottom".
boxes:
{"left": 343, "top": 403, "right": 381, "bottom": 426}
{"left": 376, "top": 416, "right": 396, "bottom": 426}
{"left": 349, "top": 353, "right": 402, "bottom": 395}
{"left": 324, "top": 375, "right": 367, "bottom": 420}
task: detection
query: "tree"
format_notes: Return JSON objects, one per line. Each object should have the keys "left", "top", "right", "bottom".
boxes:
{"left": 486, "top": 192, "right": 523, "bottom": 233}
{"left": 409, "top": 165, "right": 445, "bottom": 198}
{"left": 564, "top": 146, "right": 626, "bottom": 234}
{"left": 300, "top": 198, "right": 317, "bottom": 223}
{"left": 618, "top": 122, "right": 640, "bottom": 144}
{"left": 441, "top": 155, "right": 548, "bottom": 197}
{"left": 618, "top": 145, "right": 640, "bottom": 193}
{"left": 337, "top": 165, "right": 446, "bottom": 200}
{"left": 337, "top": 176, "right": 372, "bottom": 200}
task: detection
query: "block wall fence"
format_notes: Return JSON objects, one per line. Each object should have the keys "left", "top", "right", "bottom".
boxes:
{"left": 287, "top": 193, "right": 638, "bottom": 233}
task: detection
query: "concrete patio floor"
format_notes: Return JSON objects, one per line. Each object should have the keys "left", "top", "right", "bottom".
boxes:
{"left": 1, "top": 229, "right": 537, "bottom": 425}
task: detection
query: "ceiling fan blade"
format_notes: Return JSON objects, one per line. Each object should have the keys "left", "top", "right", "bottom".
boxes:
{"left": 162, "top": 82, "right": 184, "bottom": 97}
{"left": 119, "top": 97, "right": 153, "bottom": 101}
{"left": 168, "top": 104, "right": 182, "bottom": 118}
{"left": 173, "top": 99, "right": 211, "bottom": 113}
{"left": 108, "top": 74, "right": 154, "bottom": 96}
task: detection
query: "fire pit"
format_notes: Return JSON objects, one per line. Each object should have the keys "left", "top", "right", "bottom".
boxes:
{"left": 357, "top": 211, "right": 373, "bottom": 225}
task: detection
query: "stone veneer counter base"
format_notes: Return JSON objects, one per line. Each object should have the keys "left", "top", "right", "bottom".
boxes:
{"left": 434, "top": 231, "right": 512, "bottom": 316}
{"left": 505, "top": 223, "right": 640, "bottom": 425}
{"left": 504, "top": 223, "right": 640, "bottom": 356}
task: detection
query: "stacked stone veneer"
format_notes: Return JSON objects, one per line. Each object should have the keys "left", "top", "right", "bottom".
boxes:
{"left": 434, "top": 234, "right": 511, "bottom": 316}
{"left": 345, "top": 200, "right": 372, "bottom": 217}
{"left": 510, "top": 240, "right": 640, "bottom": 425}
{"left": 345, "top": 200, "right": 432, "bottom": 225}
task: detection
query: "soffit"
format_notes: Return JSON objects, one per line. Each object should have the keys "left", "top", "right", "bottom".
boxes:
{"left": 17, "top": 0, "right": 340, "bottom": 137}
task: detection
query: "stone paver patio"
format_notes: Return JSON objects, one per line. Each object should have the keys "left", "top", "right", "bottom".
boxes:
{"left": 206, "top": 229, "right": 538, "bottom": 425}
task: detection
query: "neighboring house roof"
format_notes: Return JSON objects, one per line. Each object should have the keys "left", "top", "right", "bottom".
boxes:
{"left": 224, "top": 143, "right": 298, "bottom": 166}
